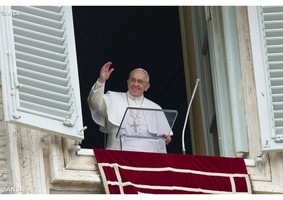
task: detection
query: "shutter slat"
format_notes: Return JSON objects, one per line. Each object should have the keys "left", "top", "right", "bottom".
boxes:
{"left": 266, "top": 37, "right": 283, "bottom": 45}
{"left": 264, "top": 21, "right": 283, "bottom": 29}
{"left": 263, "top": 13, "right": 283, "bottom": 21}
{"left": 14, "top": 35, "right": 65, "bottom": 54}
{"left": 16, "top": 51, "right": 67, "bottom": 70}
{"left": 267, "top": 45, "right": 283, "bottom": 53}
{"left": 269, "top": 61, "right": 283, "bottom": 70}
{"left": 276, "top": 127, "right": 283, "bottom": 130}
{"left": 274, "top": 110, "right": 283, "bottom": 118}
{"left": 270, "top": 70, "right": 283, "bottom": 79}
{"left": 19, "top": 92, "right": 71, "bottom": 111}
{"left": 267, "top": 53, "right": 283, "bottom": 62}
{"left": 33, "top": 6, "right": 62, "bottom": 13}
{"left": 275, "top": 125, "right": 283, "bottom": 130}
{"left": 17, "top": 67, "right": 69, "bottom": 86}
{"left": 12, "top": 18, "right": 64, "bottom": 37}
{"left": 13, "top": 27, "right": 64, "bottom": 45}
{"left": 12, "top": 6, "right": 63, "bottom": 21}
{"left": 18, "top": 76, "right": 69, "bottom": 94}
{"left": 19, "top": 101, "right": 72, "bottom": 119}
{"left": 266, "top": 30, "right": 283, "bottom": 37}
{"left": 272, "top": 86, "right": 283, "bottom": 95}
{"left": 15, "top": 42, "right": 67, "bottom": 62}
{"left": 275, "top": 117, "right": 283, "bottom": 129}
{"left": 11, "top": 8, "right": 63, "bottom": 29}
{"left": 16, "top": 59, "right": 67, "bottom": 78}
{"left": 272, "top": 94, "right": 283, "bottom": 101}
{"left": 263, "top": 6, "right": 283, "bottom": 13}
{"left": 20, "top": 85, "right": 70, "bottom": 102}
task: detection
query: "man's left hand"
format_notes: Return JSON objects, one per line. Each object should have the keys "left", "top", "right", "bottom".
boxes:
{"left": 162, "top": 134, "right": 172, "bottom": 145}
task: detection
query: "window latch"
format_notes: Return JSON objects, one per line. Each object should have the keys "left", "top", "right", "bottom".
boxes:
{"left": 63, "top": 116, "right": 74, "bottom": 127}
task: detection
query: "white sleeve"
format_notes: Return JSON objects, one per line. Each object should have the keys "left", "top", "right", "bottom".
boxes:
{"left": 87, "top": 80, "right": 107, "bottom": 127}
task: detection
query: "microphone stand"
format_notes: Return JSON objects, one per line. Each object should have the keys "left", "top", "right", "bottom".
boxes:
{"left": 182, "top": 79, "right": 200, "bottom": 155}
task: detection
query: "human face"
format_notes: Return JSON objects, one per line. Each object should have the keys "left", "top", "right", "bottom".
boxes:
{"left": 127, "top": 70, "right": 150, "bottom": 97}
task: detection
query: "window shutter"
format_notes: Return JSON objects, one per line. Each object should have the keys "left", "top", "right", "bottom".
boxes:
{"left": 264, "top": 7, "right": 283, "bottom": 140}
{"left": 248, "top": 6, "right": 283, "bottom": 151}
{"left": 0, "top": 6, "right": 85, "bottom": 141}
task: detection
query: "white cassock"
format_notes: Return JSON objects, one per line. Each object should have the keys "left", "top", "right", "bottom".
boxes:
{"left": 87, "top": 81, "right": 172, "bottom": 150}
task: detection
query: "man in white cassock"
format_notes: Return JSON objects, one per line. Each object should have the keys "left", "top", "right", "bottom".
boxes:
{"left": 87, "top": 61, "right": 172, "bottom": 150}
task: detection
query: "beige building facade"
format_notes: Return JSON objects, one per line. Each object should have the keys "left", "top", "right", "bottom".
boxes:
{"left": 1, "top": 6, "right": 283, "bottom": 194}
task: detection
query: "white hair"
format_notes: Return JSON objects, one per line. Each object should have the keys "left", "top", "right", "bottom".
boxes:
{"left": 129, "top": 68, "right": 150, "bottom": 82}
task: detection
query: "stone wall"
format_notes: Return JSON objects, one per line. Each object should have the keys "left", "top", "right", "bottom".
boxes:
{"left": 0, "top": 73, "right": 14, "bottom": 194}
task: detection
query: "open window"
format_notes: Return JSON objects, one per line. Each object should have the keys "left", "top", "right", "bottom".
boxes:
{"left": 180, "top": 6, "right": 249, "bottom": 157}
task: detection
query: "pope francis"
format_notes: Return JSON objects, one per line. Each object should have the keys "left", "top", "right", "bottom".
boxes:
{"left": 87, "top": 61, "right": 172, "bottom": 150}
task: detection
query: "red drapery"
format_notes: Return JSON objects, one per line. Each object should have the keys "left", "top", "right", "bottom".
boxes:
{"left": 94, "top": 148, "right": 251, "bottom": 194}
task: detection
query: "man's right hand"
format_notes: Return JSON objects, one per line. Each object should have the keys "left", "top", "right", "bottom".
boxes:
{"left": 98, "top": 61, "right": 114, "bottom": 83}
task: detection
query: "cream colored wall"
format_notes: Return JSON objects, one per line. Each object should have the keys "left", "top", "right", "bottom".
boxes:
{"left": 0, "top": 77, "right": 14, "bottom": 194}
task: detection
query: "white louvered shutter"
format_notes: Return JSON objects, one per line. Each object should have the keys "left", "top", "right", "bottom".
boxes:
{"left": 0, "top": 6, "right": 85, "bottom": 141}
{"left": 249, "top": 6, "right": 283, "bottom": 151}
{"left": 264, "top": 7, "right": 283, "bottom": 140}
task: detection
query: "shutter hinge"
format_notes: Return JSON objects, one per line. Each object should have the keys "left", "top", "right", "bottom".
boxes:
{"left": 263, "top": 139, "right": 270, "bottom": 148}
{"left": 78, "top": 126, "right": 87, "bottom": 135}
{"left": 12, "top": 113, "right": 21, "bottom": 119}
{"left": 275, "top": 136, "right": 283, "bottom": 143}
{"left": 63, "top": 116, "right": 75, "bottom": 127}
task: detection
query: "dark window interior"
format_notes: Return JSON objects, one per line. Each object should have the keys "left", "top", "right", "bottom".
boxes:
{"left": 72, "top": 6, "right": 191, "bottom": 154}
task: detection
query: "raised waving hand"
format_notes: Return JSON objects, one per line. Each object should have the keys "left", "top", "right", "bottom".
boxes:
{"left": 98, "top": 61, "right": 114, "bottom": 83}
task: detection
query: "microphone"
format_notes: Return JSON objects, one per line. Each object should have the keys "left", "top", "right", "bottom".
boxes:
{"left": 182, "top": 79, "right": 200, "bottom": 155}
